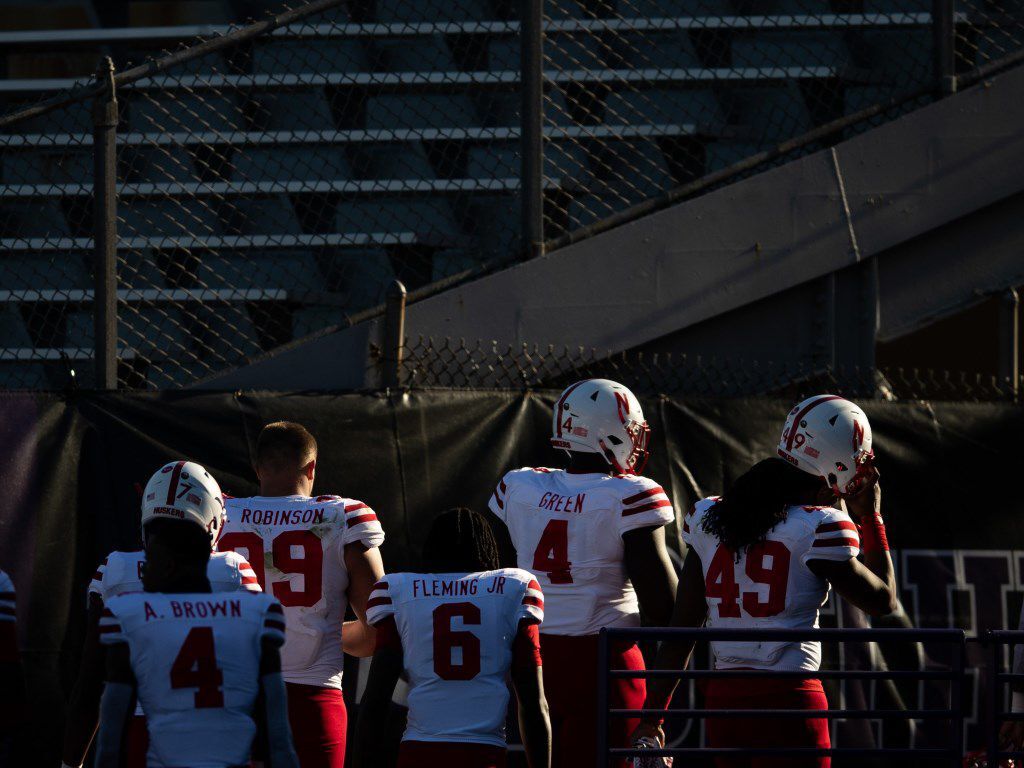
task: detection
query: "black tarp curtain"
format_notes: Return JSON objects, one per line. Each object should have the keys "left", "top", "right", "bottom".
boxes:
{"left": 1, "top": 390, "right": 1022, "bottom": 765}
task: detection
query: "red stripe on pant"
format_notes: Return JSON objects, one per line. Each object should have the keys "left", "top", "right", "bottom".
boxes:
{"left": 286, "top": 682, "right": 347, "bottom": 768}
{"left": 704, "top": 676, "right": 831, "bottom": 768}
{"left": 539, "top": 633, "right": 646, "bottom": 768}
{"left": 397, "top": 740, "right": 506, "bottom": 768}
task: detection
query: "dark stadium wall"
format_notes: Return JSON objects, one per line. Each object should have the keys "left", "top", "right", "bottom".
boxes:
{"left": 2, "top": 391, "right": 1023, "bottom": 763}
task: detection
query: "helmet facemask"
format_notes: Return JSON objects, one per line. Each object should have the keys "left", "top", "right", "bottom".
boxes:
{"left": 600, "top": 418, "right": 651, "bottom": 475}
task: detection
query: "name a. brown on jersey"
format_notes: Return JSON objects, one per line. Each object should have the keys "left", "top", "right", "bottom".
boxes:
{"left": 142, "top": 598, "right": 243, "bottom": 621}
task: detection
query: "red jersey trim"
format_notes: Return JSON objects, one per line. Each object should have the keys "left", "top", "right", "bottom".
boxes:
{"left": 621, "top": 486, "right": 665, "bottom": 506}
{"left": 366, "top": 596, "right": 392, "bottom": 609}
{"left": 816, "top": 521, "right": 857, "bottom": 534}
{"left": 623, "top": 498, "right": 673, "bottom": 516}
{"left": 347, "top": 513, "right": 378, "bottom": 527}
{"left": 812, "top": 537, "right": 859, "bottom": 548}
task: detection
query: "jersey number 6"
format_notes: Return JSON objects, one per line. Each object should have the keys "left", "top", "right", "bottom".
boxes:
{"left": 433, "top": 602, "right": 481, "bottom": 681}
{"left": 705, "top": 541, "right": 791, "bottom": 618}
{"left": 171, "top": 626, "right": 224, "bottom": 708}
{"left": 219, "top": 531, "right": 324, "bottom": 607}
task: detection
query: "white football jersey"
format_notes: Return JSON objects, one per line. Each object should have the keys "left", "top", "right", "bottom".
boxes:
{"left": 0, "top": 569, "right": 12, "bottom": 623}
{"left": 489, "top": 468, "right": 675, "bottom": 635}
{"left": 100, "top": 592, "right": 284, "bottom": 768}
{"left": 88, "top": 549, "right": 261, "bottom": 604}
{"left": 683, "top": 497, "right": 860, "bottom": 670}
{"left": 365, "top": 569, "right": 544, "bottom": 747}
{"left": 220, "top": 494, "right": 385, "bottom": 688}
{"left": 0, "top": 569, "right": 15, "bottom": 662}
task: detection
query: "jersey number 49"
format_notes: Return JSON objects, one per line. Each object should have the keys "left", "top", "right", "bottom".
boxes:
{"left": 705, "top": 542, "right": 791, "bottom": 619}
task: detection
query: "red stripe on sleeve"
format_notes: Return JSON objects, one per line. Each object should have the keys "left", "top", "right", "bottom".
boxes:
{"left": 241, "top": 576, "right": 259, "bottom": 584}
{"left": 264, "top": 619, "right": 285, "bottom": 632}
{"left": 522, "top": 595, "right": 544, "bottom": 608}
{"left": 816, "top": 520, "right": 857, "bottom": 534}
{"left": 373, "top": 581, "right": 389, "bottom": 591}
{"left": 0, "top": 592, "right": 15, "bottom": 600}
{"left": 492, "top": 491, "right": 504, "bottom": 510}
{"left": 98, "top": 624, "right": 121, "bottom": 634}
{"left": 621, "top": 485, "right": 665, "bottom": 506}
{"left": 623, "top": 498, "right": 673, "bottom": 516}
{"left": 682, "top": 521, "right": 690, "bottom": 533}
{"left": 346, "top": 502, "right": 369, "bottom": 513}
{"left": 527, "top": 580, "right": 541, "bottom": 593}
{"left": 812, "top": 537, "right": 859, "bottom": 548}
{"left": 366, "top": 596, "right": 392, "bottom": 609}
{"left": 267, "top": 603, "right": 283, "bottom": 614}
{"left": 0, "top": 607, "right": 15, "bottom": 617}
{"left": 347, "top": 513, "right": 378, "bottom": 527}
{"left": 500, "top": 480, "right": 507, "bottom": 494}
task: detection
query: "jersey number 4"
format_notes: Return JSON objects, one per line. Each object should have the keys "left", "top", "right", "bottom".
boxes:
{"left": 171, "top": 626, "right": 224, "bottom": 708}
{"left": 432, "top": 602, "right": 481, "bottom": 681}
{"left": 219, "top": 531, "right": 323, "bottom": 607}
{"left": 705, "top": 542, "right": 791, "bottom": 618}
{"left": 532, "top": 520, "right": 573, "bottom": 584}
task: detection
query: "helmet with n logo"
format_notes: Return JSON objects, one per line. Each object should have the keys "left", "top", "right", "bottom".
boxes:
{"left": 550, "top": 379, "right": 650, "bottom": 474}
{"left": 140, "top": 460, "right": 226, "bottom": 546}
{"left": 778, "top": 395, "right": 874, "bottom": 497}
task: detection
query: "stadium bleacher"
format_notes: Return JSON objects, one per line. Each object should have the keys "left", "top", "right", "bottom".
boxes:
{"left": 0, "top": 0, "right": 977, "bottom": 387}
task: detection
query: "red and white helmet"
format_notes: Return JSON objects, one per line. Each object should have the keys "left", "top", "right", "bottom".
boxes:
{"left": 778, "top": 395, "right": 874, "bottom": 497}
{"left": 141, "top": 460, "right": 226, "bottom": 547}
{"left": 550, "top": 379, "right": 651, "bottom": 474}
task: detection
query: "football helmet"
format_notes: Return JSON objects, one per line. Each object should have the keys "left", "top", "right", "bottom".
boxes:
{"left": 777, "top": 395, "right": 874, "bottom": 497}
{"left": 141, "top": 460, "right": 226, "bottom": 546}
{"left": 550, "top": 379, "right": 650, "bottom": 474}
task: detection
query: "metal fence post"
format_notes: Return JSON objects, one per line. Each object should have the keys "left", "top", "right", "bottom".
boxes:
{"left": 932, "top": 0, "right": 957, "bottom": 94}
{"left": 92, "top": 57, "right": 118, "bottom": 390}
{"left": 382, "top": 280, "right": 407, "bottom": 390}
{"left": 999, "top": 288, "right": 1019, "bottom": 401}
{"left": 521, "top": 0, "right": 544, "bottom": 260}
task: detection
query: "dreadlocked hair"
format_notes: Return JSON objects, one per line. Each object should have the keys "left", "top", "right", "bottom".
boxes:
{"left": 701, "top": 458, "right": 824, "bottom": 558}
{"left": 421, "top": 507, "right": 501, "bottom": 574}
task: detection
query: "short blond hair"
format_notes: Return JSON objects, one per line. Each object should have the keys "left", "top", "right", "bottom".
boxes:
{"left": 256, "top": 421, "right": 317, "bottom": 473}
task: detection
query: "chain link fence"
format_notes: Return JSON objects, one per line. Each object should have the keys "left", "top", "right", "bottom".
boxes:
{"left": 399, "top": 336, "right": 1022, "bottom": 400}
{"left": 0, "top": 0, "right": 1022, "bottom": 389}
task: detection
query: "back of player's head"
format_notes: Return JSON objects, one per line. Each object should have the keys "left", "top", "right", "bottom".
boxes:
{"left": 701, "top": 457, "right": 825, "bottom": 556}
{"left": 144, "top": 517, "right": 212, "bottom": 564}
{"left": 421, "top": 507, "right": 500, "bottom": 574}
{"left": 143, "top": 517, "right": 212, "bottom": 591}
{"left": 256, "top": 421, "right": 318, "bottom": 474}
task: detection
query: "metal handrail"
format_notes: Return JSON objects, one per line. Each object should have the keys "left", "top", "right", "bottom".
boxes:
{"left": 597, "top": 626, "right": 966, "bottom": 768}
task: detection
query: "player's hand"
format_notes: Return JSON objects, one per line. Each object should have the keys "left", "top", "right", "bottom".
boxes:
{"left": 1000, "top": 718, "right": 1024, "bottom": 750}
{"left": 630, "top": 719, "right": 665, "bottom": 748}
{"left": 844, "top": 466, "right": 880, "bottom": 522}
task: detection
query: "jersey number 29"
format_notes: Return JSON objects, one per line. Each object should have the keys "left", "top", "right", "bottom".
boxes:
{"left": 705, "top": 541, "right": 791, "bottom": 618}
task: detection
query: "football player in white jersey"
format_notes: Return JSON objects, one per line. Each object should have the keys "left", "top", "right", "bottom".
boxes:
{"left": 94, "top": 464, "right": 298, "bottom": 768}
{"left": 61, "top": 461, "right": 261, "bottom": 768}
{"left": 218, "top": 421, "right": 385, "bottom": 768}
{"left": 354, "top": 508, "right": 551, "bottom": 768}
{"left": 0, "top": 568, "right": 25, "bottom": 762}
{"left": 487, "top": 379, "right": 677, "bottom": 768}
{"left": 633, "top": 395, "right": 897, "bottom": 768}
